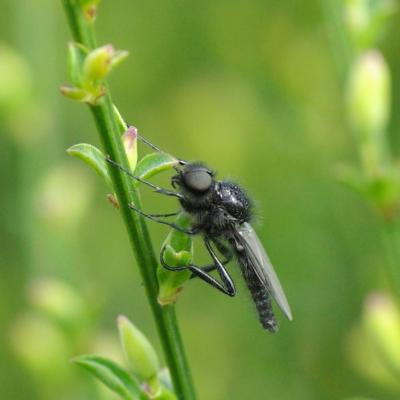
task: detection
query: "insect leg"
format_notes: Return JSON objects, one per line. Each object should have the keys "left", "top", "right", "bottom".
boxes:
{"left": 186, "top": 265, "right": 235, "bottom": 296}
{"left": 189, "top": 239, "right": 233, "bottom": 279}
{"left": 123, "top": 122, "right": 188, "bottom": 166}
{"left": 159, "top": 241, "right": 236, "bottom": 297}
{"left": 128, "top": 203, "right": 199, "bottom": 235}
{"left": 146, "top": 211, "right": 180, "bottom": 218}
{"left": 106, "top": 156, "right": 184, "bottom": 199}
{"left": 204, "top": 237, "right": 236, "bottom": 296}
{"left": 137, "top": 133, "right": 164, "bottom": 153}
{"left": 188, "top": 259, "right": 229, "bottom": 278}
{"left": 136, "top": 133, "right": 188, "bottom": 166}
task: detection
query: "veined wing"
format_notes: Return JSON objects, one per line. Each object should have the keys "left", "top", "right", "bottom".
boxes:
{"left": 237, "top": 223, "right": 292, "bottom": 321}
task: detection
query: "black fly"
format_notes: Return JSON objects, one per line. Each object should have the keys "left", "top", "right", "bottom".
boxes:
{"left": 107, "top": 134, "right": 292, "bottom": 332}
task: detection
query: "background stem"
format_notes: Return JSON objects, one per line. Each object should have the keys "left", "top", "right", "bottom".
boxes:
{"left": 61, "top": 2, "right": 196, "bottom": 398}
{"left": 382, "top": 220, "right": 400, "bottom": 297}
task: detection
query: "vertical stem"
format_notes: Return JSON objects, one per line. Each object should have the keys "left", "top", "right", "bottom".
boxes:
{"left": 382, "top": 221, "right": 400, "bottom": 297}
{"left": 61, "top": 2, "right": 196, "bottom": 399}
{"left": 323, "top": 1, "right": 400, "bottom": 300}
{"left": 321, "top": 0, "right": 353, "bottom": 82}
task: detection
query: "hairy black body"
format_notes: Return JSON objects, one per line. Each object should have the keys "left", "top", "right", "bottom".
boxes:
{"left": 169, "top": 162, "right": 283, "bottom": 331}
{"left": 107, "top": 137, "right": 292, "bottom": 332}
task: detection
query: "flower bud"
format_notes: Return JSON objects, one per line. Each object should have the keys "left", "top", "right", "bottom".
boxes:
{"left": 83, "top": 44, "right": 128, "bottom": 85}
{"left": 79, "top": 0, "right": 101, "bottom": 21}
{"left": 28, "top": 278, "right": 88, "bottom": 334}
{"left": 122, "top": 126, "right": 138, "bottom": 171}
{"left": 83, "top": 44, "right": 113, "bottom": 83}
{"left": 0, "top": 44, "right": 32, "bottom": 118}
{"left": 363, "top": 292, "right": 400, "bottom": 373}
{"left": 346, "top": 51, "right": 390, "bottom": 175}
{"left": 347, "top": 50, "right": 390, "bottom": 139}
{"left": 10, "top": 313, "right": 70, "bottom": 379}
{"left": 35, "top": 163, "right": 93, "bottom": 231}
{"left": 117, "top": 316, "right": 160, "bottom": 383}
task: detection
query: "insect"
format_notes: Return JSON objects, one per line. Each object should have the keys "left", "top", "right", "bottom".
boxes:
{"left": 107, "top": 133, "right": 292, "bottom": 332}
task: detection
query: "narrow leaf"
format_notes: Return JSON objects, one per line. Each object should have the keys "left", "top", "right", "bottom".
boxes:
{"left": 73, "top": 355, "right": 145, "bottom": 400}
{"left": 67, "top": 143, "right": 112, "bottom": 189}
{"left": 112, "top": 104, "right": 128, "bottom": 134}
{"left": 67, "top": 42, "right": 88, "bottom": 86}
{"left": 134, "top": 152, "right": 179, "bottom": 187}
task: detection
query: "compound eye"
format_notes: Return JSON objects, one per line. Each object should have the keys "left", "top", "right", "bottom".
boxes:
{"left": 184, "top": 169, "right": 212, "bottom": 192}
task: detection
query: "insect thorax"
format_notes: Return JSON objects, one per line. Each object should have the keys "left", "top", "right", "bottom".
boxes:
{"left": 179, "top": 180, "right": 252, "bottom": 236}
{"left": 215, "top": 181, "right": 252, "bottom": 223}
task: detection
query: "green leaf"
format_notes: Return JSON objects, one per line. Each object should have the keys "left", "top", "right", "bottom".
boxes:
{"left": 158, "top": 213, "right": 193, "bottom": 305}
{"left": 67, "top": 143, "right": 112, "bottom": 189}
{"left": 163, "top": 213, "right": 192, "bottom": 254}
{"left": 112, "top": 104, "right": 128, "bottom": 134}
{"left": 134, "top": 152, "right": 179, "bottom": 187}
{"left": 60, "top": 85, "right": 92, "bottom": 102}
{"left": 73, "top": 355, "right": 145, "bottom": 400}
{"left": 67, "top": 42, "right": 88, "bottom": 87}
{"left": 344, "top": 398, "right": 376, "bottom": 400}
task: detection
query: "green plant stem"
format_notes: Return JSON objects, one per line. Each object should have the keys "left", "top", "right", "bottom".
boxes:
{"left": 382, "top": 220, "right": 400, "bottom": 297}
{"left": 321, "top": 0, "right": 353, "bottom": 82}
{"left": 61, "top": 2, "right": 196, "bottom": 399}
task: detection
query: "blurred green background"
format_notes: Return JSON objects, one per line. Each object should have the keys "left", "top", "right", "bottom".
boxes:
{"left": 1, "top": 1, "right": 400, "bottom": 399}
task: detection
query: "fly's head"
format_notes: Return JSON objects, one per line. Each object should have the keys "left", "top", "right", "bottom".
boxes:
{"left": 171, "top": 162, "right": 216, "bottom": 210}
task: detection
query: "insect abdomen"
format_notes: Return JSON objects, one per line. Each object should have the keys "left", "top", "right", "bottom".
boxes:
{"left": 236, "top": 252, "right": 278, "bottom": 332}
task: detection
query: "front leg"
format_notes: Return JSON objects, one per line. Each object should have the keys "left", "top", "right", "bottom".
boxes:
{"left": 128, "top": 203, "right": 199, "bottom": 235}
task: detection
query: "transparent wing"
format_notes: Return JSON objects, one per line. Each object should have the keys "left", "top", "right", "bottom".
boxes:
{"left": 237, "top": 223, "right": 292, "bottom": 321}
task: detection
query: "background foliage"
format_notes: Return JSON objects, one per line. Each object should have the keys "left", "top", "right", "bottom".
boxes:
{"left": 1, "top": 1, "right": 400, "bottom": 399}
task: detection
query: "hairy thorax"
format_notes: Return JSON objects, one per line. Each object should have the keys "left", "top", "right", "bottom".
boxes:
{"left": 181, "top": 180, "right": 252, "bottom": 236}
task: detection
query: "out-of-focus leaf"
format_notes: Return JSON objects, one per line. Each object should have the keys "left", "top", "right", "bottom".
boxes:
{"left": 134, "top": 152, "right": 179, "bottom": 186}
{"left": 344, "top": 397, "right": 376, "bottom": 400}
{"left": 73, "top": 355, "right": 145, "bottom": 400}
{"left": 67, "top": 143, "right": 112, "bottom": 189}
{"left": 335, "top": 163, "right": 400, "bottom": 219}
{"left": 344, "top": 0, "right": 396, "bottom": 50}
